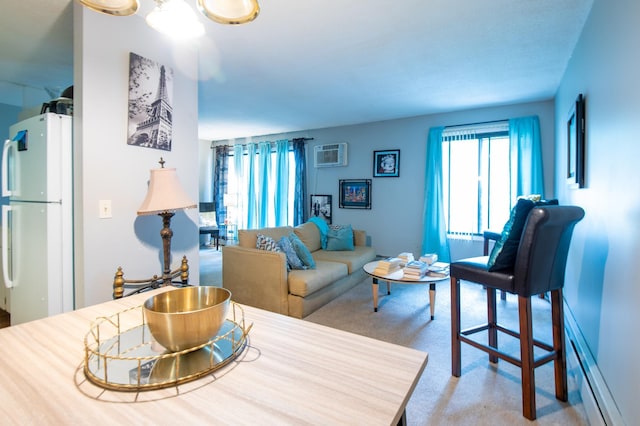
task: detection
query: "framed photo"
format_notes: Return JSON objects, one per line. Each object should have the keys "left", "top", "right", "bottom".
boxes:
{"left": 373, "top": 149, "right": 400, "bottom": 177}
{"left": 566, "top": 94, "right": 585, "bottom": 188}
{"left": 310, "top": 194, "right": 332, "bottom": 224}
{"left": 339, "top": 179, "right": 372, "bottom": 209}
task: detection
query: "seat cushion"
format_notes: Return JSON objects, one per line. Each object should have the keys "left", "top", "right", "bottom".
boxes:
{"left": 313, "top": 246, "right": 376, "bottom": 274}
{"left": 451, "top": 256, "right": 515, "bottom": 293}
{"left": 288, "top": 261, "right": 348, "bottom": 297}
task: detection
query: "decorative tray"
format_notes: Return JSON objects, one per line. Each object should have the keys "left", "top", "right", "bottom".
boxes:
{"left": 84, "top": 301, "right": 250, "bottom": 391}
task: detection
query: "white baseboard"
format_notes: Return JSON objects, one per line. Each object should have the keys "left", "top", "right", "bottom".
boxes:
{"left": 564, "top": 301, "right": 624, "bottom": 425}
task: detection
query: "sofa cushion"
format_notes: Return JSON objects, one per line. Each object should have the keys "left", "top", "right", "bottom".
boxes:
{"left": 288, "top": 261, "right": 349, "bottom": 297}
{"left": 256, "top": 234, "right": 281, "bottom": 252}
{"left": 289, "top": 233, "right": 316, "bottom": 269}
{"left": 308, "top": 217, "right": 330, "bottom": 249}
{"left": 238, "top": 226, "right": 294, "bottom": 249}
{"left": 293, "top": 222, "right": 322, "bottom": 252}
{"left": 279, "top": 236, "right": 307, "bottom": 270}
{"left": 313, "top": 245, "right": 376, "bottom": 274}
{"left": 325, "top": 224, "right": 355, "bottom": 251}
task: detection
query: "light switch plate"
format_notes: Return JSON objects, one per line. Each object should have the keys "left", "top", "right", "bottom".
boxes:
{"left": 99, "top": 200, "right": 112, "bottom": 218}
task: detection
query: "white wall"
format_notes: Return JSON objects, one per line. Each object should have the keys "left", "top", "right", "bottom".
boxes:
{"left": 205, "top": 100, "right": 555, "bottom": 258}
{"left": 74, "top": 5, "right": 199, "bottom": 307}
{"left": 555, "top": 0, "right": 639, "bottom": 422}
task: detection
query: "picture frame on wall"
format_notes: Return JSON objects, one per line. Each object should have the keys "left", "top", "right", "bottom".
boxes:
{"left": 373, "top": 149, "right": 400, "bottom": 177}
{"left": 339, "top": 179, "right": 372, "bottom": 209}
{"left": 310, "top": 194, "right": 332, "bottom": 224}
{"left": 567, "top": 93, "right": 585, "bottom": 188}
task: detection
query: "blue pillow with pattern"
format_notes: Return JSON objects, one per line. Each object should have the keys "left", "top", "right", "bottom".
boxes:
{"left": 289, "top": 233, "right": 316, "bottom": 269}
{"left": 279, "top": 236, "right": 307, "bottom": 270}
{"left": 256, "top": 233, "right": 281, "bottom": 252}
{"left": 325, "top": 224, "right": 355, "bottom": 251}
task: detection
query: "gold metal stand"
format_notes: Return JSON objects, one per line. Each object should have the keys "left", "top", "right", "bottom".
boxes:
{"left": 113, "top": 256, "right": 189, "bottom": 299}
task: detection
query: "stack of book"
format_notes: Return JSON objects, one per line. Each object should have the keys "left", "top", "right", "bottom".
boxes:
{"left": 397, "top": 252, "right": 414, "bottom": 266}
{"left": 403, "top": 260, "right": 429, "bottom": 279}
{"left": 374, "top": 257, "right": 402, "bottom": 275}
{"left": 426, "top": 262, "right": 450, "bottom": 278}
{"left": 419, "top": 253, "right": 438, "bottom": 265}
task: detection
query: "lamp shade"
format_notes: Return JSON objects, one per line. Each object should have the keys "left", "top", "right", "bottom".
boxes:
{"left": 78, "top": 0, "right": 140, "bottom": 16}
{"left": 138, "top": 168, "right": 197, "bottom": 215}
{"left": 197, "top": 0, "right": 259, "bottom": 24}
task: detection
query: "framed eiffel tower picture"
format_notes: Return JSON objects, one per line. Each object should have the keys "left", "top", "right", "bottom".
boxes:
{"left": 127, "top": 52, "right": 174, "bottom": 151}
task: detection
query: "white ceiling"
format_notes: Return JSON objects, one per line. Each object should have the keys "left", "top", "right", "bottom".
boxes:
{"left": 0, "top": 0, "right": 594, "bottom": 141}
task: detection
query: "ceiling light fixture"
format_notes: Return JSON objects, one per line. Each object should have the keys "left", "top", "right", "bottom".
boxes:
{"left": 76, "top": 0, "right": 260, "bottom": 31}
{"left": 196, "top": 0, "right": 259, "bottom": 25}
{"left": 146, "top": 0, "right": 205, "bottom": 40}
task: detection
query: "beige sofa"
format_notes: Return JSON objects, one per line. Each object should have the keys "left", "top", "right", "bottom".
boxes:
{"left": 222, "top": 222, "right": 376, "bottom": 318}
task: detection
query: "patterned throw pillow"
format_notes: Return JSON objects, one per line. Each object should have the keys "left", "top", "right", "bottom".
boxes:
{"left": 325, "top": 224, "right": 355, "bottom": 251}
{"left": 487, "top": 197, "right": 558, "bottom": 271}
{"left": 289, "top": 233, "right": 316, "bottom": 269}
{"left": 256, "top": 234, "right": 281, "bottom": 252}
{"left": 279, "top": 236, "right": 307, "bottom": 270}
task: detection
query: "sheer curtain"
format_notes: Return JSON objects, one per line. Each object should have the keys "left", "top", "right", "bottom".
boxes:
{"left": 213, "top": 139, "right": 305, "bottom": 230}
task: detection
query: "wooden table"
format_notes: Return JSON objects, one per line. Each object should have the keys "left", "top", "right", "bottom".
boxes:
{"left": 364, "top": 261, "right": 450, "bottom": 320}
{"left": 0, "top": 288, "right": 428, "bottom": 425}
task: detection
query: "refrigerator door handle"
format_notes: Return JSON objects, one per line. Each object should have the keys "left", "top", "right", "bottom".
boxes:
{"left": 2, "top": 139, "right": 13, "bottom": 197}
{"left": 2, "top": 205, "right": 13, "bottom": 288}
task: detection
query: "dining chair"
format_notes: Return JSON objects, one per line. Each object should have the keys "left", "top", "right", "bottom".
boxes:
{"left": 450, "top": 205, "right": 585, "bottom": 420}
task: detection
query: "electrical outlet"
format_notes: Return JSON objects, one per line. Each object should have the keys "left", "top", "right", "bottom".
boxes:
{"left": 99, "top": 200, "right": 112, "bottom": 219}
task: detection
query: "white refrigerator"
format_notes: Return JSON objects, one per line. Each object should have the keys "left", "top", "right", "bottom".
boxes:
{"left": 2, "top": 113, "right": 74, "bottom": 325}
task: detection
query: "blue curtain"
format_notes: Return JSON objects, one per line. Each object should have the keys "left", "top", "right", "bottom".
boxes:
{"left": 213, "top": 145, "right": 229, "bottom": 226}
{"left": 257, "top": 142, "right": 271, "bottom": 228}
{"left": 421, "top": 127, "right": 450, "bottom": 262}
{"left": 233, "top": 144, "right": 244, "bottom": 229}
{"left": 293, "top": 139, "right": 306, "bottom": 225}
{"left": 509, "top": 116, "right": 544, "bottom": 202}
{"left": 274, "top": 140, "right": 289, "bottom": 226}
{"left": 246, "top": 143, "right": 257, "bottom": 228}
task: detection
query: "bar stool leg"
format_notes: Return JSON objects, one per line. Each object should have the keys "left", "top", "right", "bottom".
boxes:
{"left": 487, "top": 287, "right": 498, "bottom": 363}
{"left": 518, "top": 295, "right": 536, "bottom": 420}
{"left": 451, "top": 276, "right": 461, "bottom": 377}
{"left": 551, "top": 289, "right": 568, "bottom": 401}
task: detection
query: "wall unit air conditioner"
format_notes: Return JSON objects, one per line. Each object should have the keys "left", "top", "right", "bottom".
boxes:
{"left": 314, "top": 143, "right": 347, "bottom": 167}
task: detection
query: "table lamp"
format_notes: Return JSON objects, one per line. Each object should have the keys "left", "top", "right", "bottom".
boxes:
{"left": 138, "top": 158, "right": 196, "bottom": 283}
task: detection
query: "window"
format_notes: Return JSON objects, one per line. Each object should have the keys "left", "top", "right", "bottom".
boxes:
{"left": 442, "top": 124, "right": 510, "bottom": 236}
{"left": 226, "top": 147, "right": 296, "bottom": 230}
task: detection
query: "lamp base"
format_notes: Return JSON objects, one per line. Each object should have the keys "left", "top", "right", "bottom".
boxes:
{"left": 113, "top": 256, "right": 190, "bottom": 299}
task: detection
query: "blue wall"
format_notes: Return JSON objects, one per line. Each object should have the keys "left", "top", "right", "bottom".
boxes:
{"left": 555, "top": 0, "right": 639, "bottom": 422}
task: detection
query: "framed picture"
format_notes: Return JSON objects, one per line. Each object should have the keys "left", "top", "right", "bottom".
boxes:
{"left": 373, "top": 149, "right": 400, "bottom": 177}
{"left": 339, "top": 179, "right": 372, "bottom": 209}
{"left": 310, "top": 194, "right": 332, "bottom": 224}
{"left": 566, "top": 94, "right": 585, "bottom": 188}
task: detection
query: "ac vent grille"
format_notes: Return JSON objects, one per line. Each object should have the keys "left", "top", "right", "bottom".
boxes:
{"left": 314, "top": 143, "right": 347, "bottom": 167}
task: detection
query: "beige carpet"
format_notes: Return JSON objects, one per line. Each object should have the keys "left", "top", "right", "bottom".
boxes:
{"left": 200, "top": 247, "right": 588, "bottom": 425}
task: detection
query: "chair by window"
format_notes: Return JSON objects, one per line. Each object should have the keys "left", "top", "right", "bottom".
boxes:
{"left": 450, "top": 205, "right": 585, "bottom": 420}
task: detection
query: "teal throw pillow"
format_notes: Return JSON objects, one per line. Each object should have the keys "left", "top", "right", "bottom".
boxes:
{"left": 289, "top": 233, "right": 316, "bottom": 269}
{"left": 279, "top": 236, "right": 306, "bottom": 270}
{"left": 488, "top": 198, "right": 559, "bottom": 271}
{"left": 308, "top": 217, "right": 330, "bottom": 249}
{"left": 325, "top": 224, "right": 355, "bottom": 251}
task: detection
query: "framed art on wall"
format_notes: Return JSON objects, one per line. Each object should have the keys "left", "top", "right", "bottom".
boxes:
{"left": 373, "top": 149, "right": 400, "bottom": 177}
{"left": 310, "top": 194, "right": 332, "bottom": 224}
{"left": 567, "top": 93, "right": 585, "bottom": 188}
{"left": 339, "top": 179, "right": 371, "bottom": 209}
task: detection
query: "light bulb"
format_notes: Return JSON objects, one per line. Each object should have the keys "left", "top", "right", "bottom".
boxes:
{"left": 146, "top": 0, "right": 206, "bottom": 40}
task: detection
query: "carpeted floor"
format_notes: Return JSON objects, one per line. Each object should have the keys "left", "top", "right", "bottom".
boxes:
{"left": 200, "top": 247, "right": 589, "bottom": 425}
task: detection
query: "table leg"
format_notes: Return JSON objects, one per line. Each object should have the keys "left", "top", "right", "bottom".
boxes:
{"left": 387, "top": 282, "right": 391, "bottom": 295}
{"left": 372, "top": 278, "right": 379, "bottom": 312}
{"left": 429, "top": 282, "right": 436, "bottom": 320}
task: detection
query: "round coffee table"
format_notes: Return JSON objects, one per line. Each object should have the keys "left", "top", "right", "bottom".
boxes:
{"left": 363, "top": 260, "right": 450, "bottom": 320}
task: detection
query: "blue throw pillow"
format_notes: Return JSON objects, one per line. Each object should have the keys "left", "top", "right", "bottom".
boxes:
{"left": 488, "top": 198, "right": 559, "bottom": 271}
{"left": 279, "top": 236, "right": 307, "bottom": 270}
{"left": 256, "top": 234, "right": 281, "bottom": 252}
{"left": 289, "top": 233, "right": 316, "bottom": 269}
{"left": 325, "top": 224, "right": 355, "bottom": 251}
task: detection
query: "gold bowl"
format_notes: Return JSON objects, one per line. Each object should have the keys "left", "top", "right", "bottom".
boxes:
{"left": 143, "top": 286, "right": 231, "bottom": 352}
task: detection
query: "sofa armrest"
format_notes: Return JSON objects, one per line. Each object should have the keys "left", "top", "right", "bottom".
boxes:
{"left": 353, "top": 229, "right": 368, "bottom": 247}
{"left": 222, "top": 245, "right": 289, "bottom": 315}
